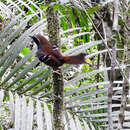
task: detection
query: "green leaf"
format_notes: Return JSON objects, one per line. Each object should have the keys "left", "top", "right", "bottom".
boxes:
{"left": 30, "top": 4, "right": 36, "bottom": 11}
{"left": 60, "top": 17, "right": 68, "bottom": 30}
{"left": 58, "top": 5, "right": 67, "bottom": 15}
{"left": 118, "top": 19, "right": 125, "bottom": 25}
{"left": 1, "top": 0, "right": 6, "bottom": 3}
{"left": 0, "top": 125, "right": 2, "bottom": 130}
{"left": 21, "top": 48, "right": 30, "bottom": 56}
{"left": 87, "top": 6, "right": 100, "bottom": 15}
{"left": 67, "top": 7, "right": 76, "bottom": 28}
{"left": 0, "top": 16, "right": 3, "bottom": 22}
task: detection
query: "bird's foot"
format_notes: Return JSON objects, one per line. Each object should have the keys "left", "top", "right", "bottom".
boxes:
{"left": 52, "top": 69, "right": 61, "bottom": 75}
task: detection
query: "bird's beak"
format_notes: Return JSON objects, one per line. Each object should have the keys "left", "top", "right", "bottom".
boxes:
{"left": 29, "top": 35, "right": 40, "bottom": 45}
{"left": 29, "top": 35, "right": 35, "bottom": 40}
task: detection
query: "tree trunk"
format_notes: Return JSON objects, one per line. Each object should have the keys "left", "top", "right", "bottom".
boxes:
{"left": 45, "top": 1, "right": 64, "bottom": 130}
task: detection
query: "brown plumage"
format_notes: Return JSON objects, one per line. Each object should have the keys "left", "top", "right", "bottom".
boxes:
{"left": 30, "top": 34, "right": 86, "bottom": 70}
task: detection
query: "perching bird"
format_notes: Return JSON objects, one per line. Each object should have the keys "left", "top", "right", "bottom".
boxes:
{"left": 30, "top": 34, "right": 86, "bottom": 70}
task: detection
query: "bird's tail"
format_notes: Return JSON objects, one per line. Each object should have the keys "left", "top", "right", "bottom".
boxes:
{"left": 63, "top": 53, "right": 86, "bottom": 64}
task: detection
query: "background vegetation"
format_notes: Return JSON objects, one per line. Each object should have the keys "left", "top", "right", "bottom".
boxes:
{"left": 0, "top": 0, "right": 129, "bottom": 130}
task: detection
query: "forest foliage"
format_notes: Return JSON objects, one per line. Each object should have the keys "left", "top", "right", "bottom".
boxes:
{"left": 0, "top": 0, "right": 129, "bottom": 130}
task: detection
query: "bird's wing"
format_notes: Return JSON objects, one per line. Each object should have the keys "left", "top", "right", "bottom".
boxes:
{"left": 51, "top": 47, "right": 64, "bottom": 61}
{"left": 36, "top": 51, "right": 61, "bottom": 66}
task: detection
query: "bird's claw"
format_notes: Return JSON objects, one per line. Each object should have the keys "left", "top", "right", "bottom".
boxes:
{"left": 52, "top": 69, "right": 61, "bottom": 75}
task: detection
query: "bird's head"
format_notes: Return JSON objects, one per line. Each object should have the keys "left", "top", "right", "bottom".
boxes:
{"left": 29, "top": 35, "right": 41, "bottom": 46}
{"left": 29, "top": 34, "right": 50, "bottom": 50}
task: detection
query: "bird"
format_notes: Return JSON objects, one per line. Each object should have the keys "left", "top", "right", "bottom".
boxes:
{"left": 29, "top": 34, "right": 86, "bottom": 70}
